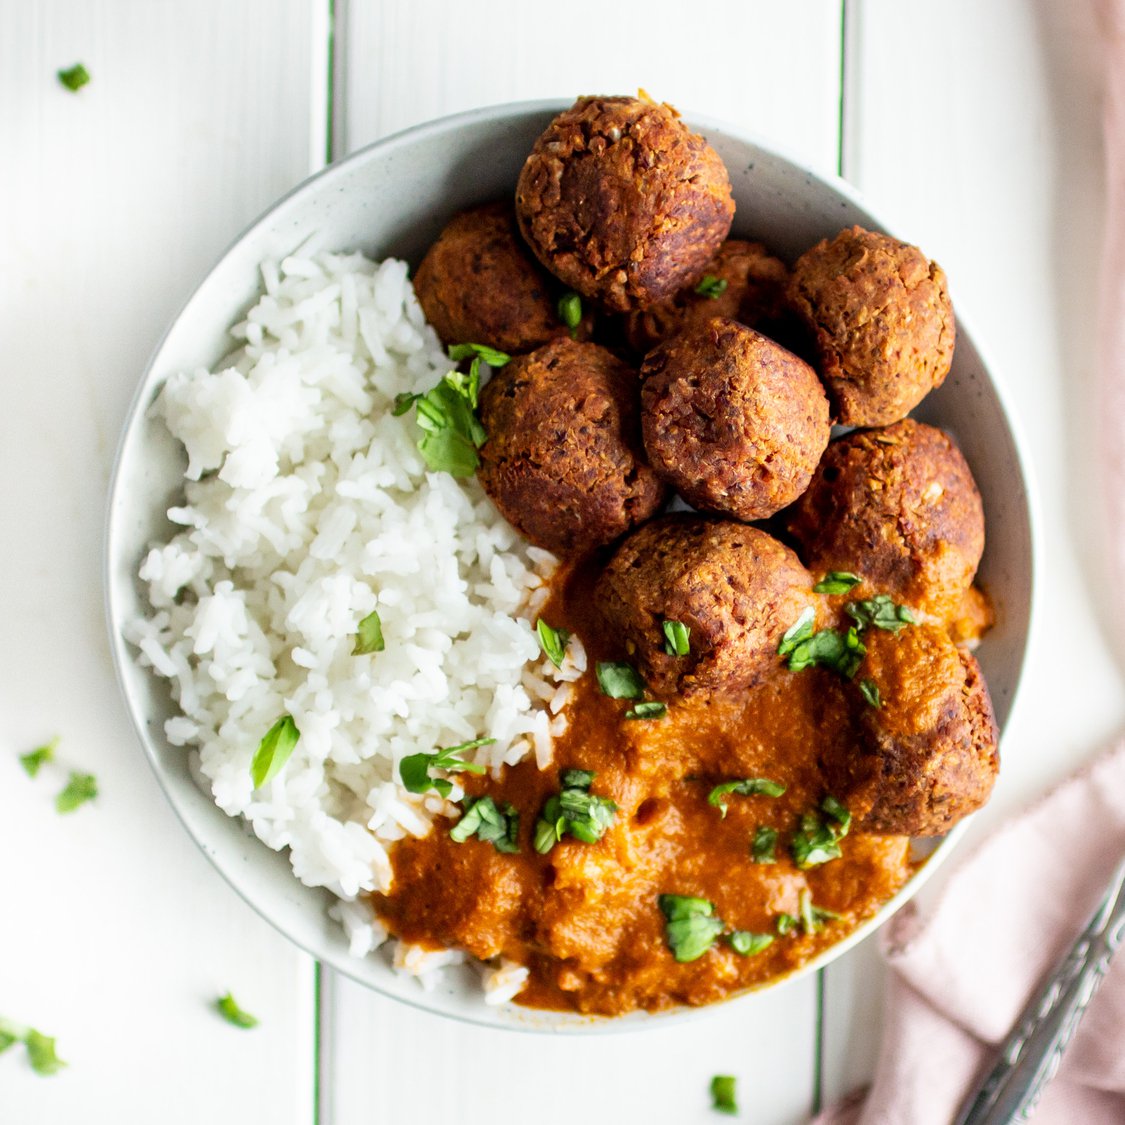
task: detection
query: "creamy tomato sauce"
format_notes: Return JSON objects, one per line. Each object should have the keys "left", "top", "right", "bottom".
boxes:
{"left": 373, "top": 560, "right": 917, "bottom": 1015}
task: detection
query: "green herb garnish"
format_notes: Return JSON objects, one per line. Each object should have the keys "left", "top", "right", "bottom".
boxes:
{"left": 751, "top": 826, "right": 778, "bottom": 864}
{"left": 448, "top": 342, "right": 512, "bottom": 369}
{"left": 859, "top": 678, "right": 882, "bottom": 708}
{"left": 19, "top": 736, "right": 57, "bottom": 778}
{"left": 533, "top": 770, "right": 617, "bottom": 853}
{"left": 707, "top": 778, "right": 786, "bottom": 818}
{"left": 813, "top": 571, "right": 861, "bottom": 595}
{"left": 352, "top": 609, "right": 385, "bottom": 655}
{"left": 625, "top": 701, "right": 667, "bottom": 720}
{"left": 662, "top": 619, "right": 691, "bottom": 657}
{"left": 557, "top": 292, "right": 582, "bottom": 338}
{"left": 845, "top": 595, "right": 916, "bottom": 633}
{"left": 0, "top": 1018, "right": 66, "bottom": 1076}
{"left": 799, "top": 888, "right": 841, "bottom": 935}
{"left": 535, "top": 619, "right": 570, "bottom": 668}
{"left": 55, "top": 771, "right": 97, "bottom": 814}
{"left": 399, "top": 738, "right": 493, "bottom": 797}
{"left": 728, "top": 930, "right": 774, "bottom": 957}
{"left": 776, "top": 912, "right": 797, "bottom": 936}
{"left": 695, "top": 275, "right": 728, "bottom": 300}
{"left": 596, "top": 661, "right": 646, "bottom": 700}
{"left": 57, "top": 63, "right": 90, "bottom": 92}
{"left": 783, "top": 624, "right": 866, "bottom": 678}
{"left": 777, "top": 606, "right": 816, "bottom": 656}
{"left": 821, "top": 795, "right": 852, "bottom": 834}
{"left": 216, "top": 993, "right": 259, "bottom": 1029}
{"left": 658, "top": 894, "right": 725, "bottom": 963}
{"left": 250, "top": 715, "right": 300, "bottom": 789}
{"left": 710, "top": 1074, "right": 738, "bottom": 1114}
{"left": 398, "top": 359, "right": 493, "bottom": 477}
{"left": 450, "top": 796, "right": 520, "bottom": 852}
{"left": 790, "top": 798, "right": 851, "bottom": 869}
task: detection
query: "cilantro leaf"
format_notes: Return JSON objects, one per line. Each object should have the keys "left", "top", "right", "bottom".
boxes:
{"left": 695, "top": 275, "right": 728, "bottom": 300}
{"left": 751, "top": 826, "right": 778, "bottom": 864}
{"left": 20, "top": 736, "right": 58, "bottom": 778}
{"left": 535, "top": 619, "right": 570, "bottom": 668}
{"left": 784, "top": 624, "right": 866, "bottom": 678}
{"left": 728, "top": 930, "right": 774, "bottom": 957}
{"left": 662, "top": 619, "right": 691, "bottom": 657}
{"left": 777, "top": 606, "right": 816, "bottom": 656}
{"left": 710, "top": 1074, "right": 738, "bottom": 1114}
{"left": 791, "top": 799, "right": 851, "bottom": 869}
{"left": 352, "top": 609, "right": 385, "bottom": 655}
{"left": 859, "top": 678, "right": 882, "bottom": 708}
{"left": 625, "top": 701, "right": 667, "bottom": 720}
{"left": 250, "top": 715, "right": 300, "bottom": 789}
{"left": 707, "top": 778, "right": 786, "bottom": 818}
{"left": 799, "top": 888, "right": 841, "bottom": 935}
{"left": 400, "top": 371, "right": 489, "bottom": 477}
{"left": 813, "top": 571, "right": 861, "bottom": 595}
{"left": 0, "top": 1019, "right": 66, "bottom": 1076}
{"left": 557, "top": 292, "right": 582, "bottom": 337}
{"left": 450, "top": 796, "right": 519, "bottom": 853}
{"left": 596, "top": 661, "right": 646, "bottom": 700}
{"left": 845, "top": 594, "right": 916, "bottom": 633}
{"left": 447, "top": 342, "right": 511, "bottom": 368}
{"left": 658, "top": 894, "right": 725, "bottom": 962}
{"left": 57, "top": 63, "right": 90, "bottom": 92}
{"left": 399, "top": 738, "right": 492, "bottom": 797}
{"left": 776, "top": 912, "right": 797, "bottom": 936}
{"left": 534, "top": 771, "right": 617, "bottom": 853}
{"left": 216, "top": 993, "right": 259, "bottom": 1029}
{"left": 55, "top": 771, "right": 97, "bottom": 814}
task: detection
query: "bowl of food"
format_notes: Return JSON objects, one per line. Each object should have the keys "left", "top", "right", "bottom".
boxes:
{"left": 105, "top": 96, "right": 1035, "bottom": 1031}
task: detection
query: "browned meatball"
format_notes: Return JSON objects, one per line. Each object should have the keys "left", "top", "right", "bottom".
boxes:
{"left": 785, "top": 420, "right": 984, "bottom": 623}
{"left": 477, "top": 338, "right": 665, "bottom": 557}
{"left": 595, "top": 516, "right": 816, "bottom": 698}
{"left": 413, "top": 202, "right": 588, "bottom": 354}
{"left": 515, "top": 96, "right": 735, "bottom": 313}
{"left": 824, "top": 624, "right": 999, "bottom": 836}
{"left": 787, "top": 226, "right": 955, "bottom": 426}
{"left": 620, "top": 239, "right": 789, "bottom": 353}
{"left": 640, "top": 318, "right": 830, "bottom": 522}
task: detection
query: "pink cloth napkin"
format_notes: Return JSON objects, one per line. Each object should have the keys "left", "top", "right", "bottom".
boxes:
{"left": 813, "top": 739, "right": 1125, "bottom": 1125}
{"left": 815, "top": 11, "right": 1125, "bottom": 1120}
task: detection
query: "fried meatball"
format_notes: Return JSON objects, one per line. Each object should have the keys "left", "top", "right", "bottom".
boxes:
{"left": 477, "top": 338, "right": 665, "bottom": 557}
{"left": 640, "top": 319, "right": 830, "bottom": 522}
{"left": 825, "top": 624, "right": 999, "bottom": 836}
{"left": 787, "top": 226, "right": 955, "bottom": 426}
{"left": 515, "top": 96, "right": 735, "bottom": 313}
{"left": 595, "top": 516, "right": 816, "bottom": 698}
{"left": 785, "top": 420, "right": 984, "bottom": 622}
{"left": 413, "top": 202, "right": 589, "bottom": 354}
{"left": 620, "top": 239, "right": 789, "bottom": 353}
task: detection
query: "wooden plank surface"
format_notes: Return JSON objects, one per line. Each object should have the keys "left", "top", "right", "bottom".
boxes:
{"left": 819, "top": 0, "right": 1125, "bottom": 1106}
{"left": 0, "top": 3, "right": 325, "bottom": 1121}
{"left": 325, "top": 5, "right": 844, "bottom": 1123}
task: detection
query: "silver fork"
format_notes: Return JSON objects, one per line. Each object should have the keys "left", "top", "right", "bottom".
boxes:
{"left": 954, "top": 856, "right": 1125, "bottom": 1124}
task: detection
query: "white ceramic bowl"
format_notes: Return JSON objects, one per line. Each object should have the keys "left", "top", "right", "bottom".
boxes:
{"left": 105, "top": 100, "right": 1035, "bottom": 1032}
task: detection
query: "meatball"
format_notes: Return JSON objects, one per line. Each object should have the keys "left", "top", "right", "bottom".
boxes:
{"left": 515, "top": 96, "right": 735, "bottom": 313}
{"left": 413, "top": 201, "right": 588, "bottom": 354}
{"left": 595, "top": 515, "right": 816, "bottom": 698}
{"left": 785, "top": 419, "right": 984, "bottom": 622}
{"left": 477, "top": 338, "right": 665, "bottom": 557}
{"left": 787, "top": 226, "right": 955, "bottom": 426}
{"left": 620, "top": 239, "right": 789, "bottom": 354}
{"left": 640, "top": 319, "right": 830, "bottom": 521}
{"left": 824, "top": 624, "right": 999, "bottom": 836}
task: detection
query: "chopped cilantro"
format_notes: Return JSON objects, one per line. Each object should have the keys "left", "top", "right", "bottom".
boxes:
{"left": 57, "top": 63, "right": 90, "bottom": 92}
{"left": 662, "top": 619, "right": 691, "bottom": 656}
{"left": 0, "top": 1018, "right": 66, "bottom": 1076}
{"left": 535, "top": 619, "right": 570, "bottom": 668}
{"left": 791, "top": 798, "right": 851, "bottom": 868}
{"left": 450, "top": 796, "right": 520, "bottom": 853}
{"left": 352, "top": 609, "right": 385, "bottom": 655}
{"left": 813, "top": 571, "right": 861, "bottom": 595}
{"left": 658, "top": 894, "right": 725, "bottom": 962}
{"left": 695, "top": 275, "right": 728, "bottom": 300}
{"left": 55, "top": 771, "right": 97, "bottom": 814}
{"left": 534, "top": 770, "right": 617, "bottom": 853}
{"left": 777, "top": 606, "right": 816, "bottom": 656}
{"left": 447, "top": 342, "right": 511, "bottom": 368}
{"left": 707, "top": 778, "right": 786, "bottom": 818}
{"left": 776, "top": 912, "right": 797, "bottom": 936}
{"left": 799, "top": 888, "right": 841, "bottom": 935}
{"left": 399, "top": 738, "right": 492, "bottom": 797}
{"left": 19, "top": 736, "right": 57, "bottom": 778}
{"left": 595, "top": 661, "right": 646, "bottom": 700}
{"left": 250, "top": 715, "right": 300, "bottom": 789}
{"left": 625, "top": 701, "right": 667, "bottom": 720}
{"left": 859, "top": 678, "right": 882, "bottom": 708}
{"left": 216, "top": 993, "right": 259, "bottom": 1029}
{"left": 398, "top": 369, "right": 489, "bottom": 477}
{"left": 751, "top": 826, "right": 778, "bottom": 864}
{"left": 710, "top": 1074, "right": 738, "bottom": 1114}
{"left": 845, "top": 595, "right": 916, "bottom": 633}
{"left": 557, "top": 292, "right": 582, "bottom": 337}
{"left": 728, "top": 930, "right": 774, "bottom": 957}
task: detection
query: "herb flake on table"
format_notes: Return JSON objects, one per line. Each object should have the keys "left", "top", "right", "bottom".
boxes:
{"left": 658, "top": 894, "right": 725, "bottom": 962}
{"left": 399, "top": 738, "right": 493, "bottom": 797}
{"left": 534, "top": 769, "right": 617, "bottom": 853}
{"left": 813, "top": 571, "right": 861, "bottom": 595}
{"left": 662, "top": 618, "right": 691, "bottom": 656}
{"left": 450, "top": 796, "right": 520, "bottom": 853}
{"left": 57, "top": 63, "right": 90, "bottom": 92}
{"left": 557, "top": 291, "right": 582, "bottom": 337}
{"left": 352, "top": 609, "right": 385, "bottom": 655}
{"left": 751, "top": 826, "right": 778, "bottom": 864}
{"left": 710, "top": 1073, "right": 738, "bottom": 1114}
{"left": 250, "top": 715, "right": 300, "bottom": 789}
{"left": 19, "top": 736, "right": 58, "bottom": 777}
{"left": 0, "top": 1017, "right": 66, "bottom": 1076}
{"left": 695, "top": 275, "right": 728, "bottom": 299}
{"left": 55, "top": 771, "right": 97, "bottom": 814}
{"left": 535, "top": 619, "right": 570, "bottom": 668}
{"left": 216, "top": 993, "right": 259, "bottom": 1029}
{"left": 707, "top": 777, "right": 786, "bottom": 818}
{"left": 845, "top": 594, "right": 916, "bottom": 633}
{"left": 624, "top": 701, "right": 667, "bottom": 720}
{"left": 596, "top": 660, "right": 646, "bottom": 700}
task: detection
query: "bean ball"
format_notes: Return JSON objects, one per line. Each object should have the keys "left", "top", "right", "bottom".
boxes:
{"left": 825, "top": 624, "right": 999, "bottom": 837}
{"left": 785, "top": 419, "right": 984, "bottom": 623}
{"left": 787, "top": 226, "right": 955, "bottom": 426}
{"left": 477, "top": 338, "right": 665, "bottom": 558}
{"left": 640, "top": 318, "right": 831, "bottom": 521}
{"left": 595, "top": 515, "right": 817, "bottom": 698}
{"left": 515, "top": 95, "right": 735, "bottom": 313}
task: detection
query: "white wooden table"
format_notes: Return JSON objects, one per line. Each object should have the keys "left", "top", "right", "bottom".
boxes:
{"left": 3, "top": 2, "right": 1123, "bottom": 1121}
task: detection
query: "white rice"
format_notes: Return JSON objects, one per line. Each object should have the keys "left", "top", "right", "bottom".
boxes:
{"left": 125, "top": 250, "right": 586, "bottom": 1001}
